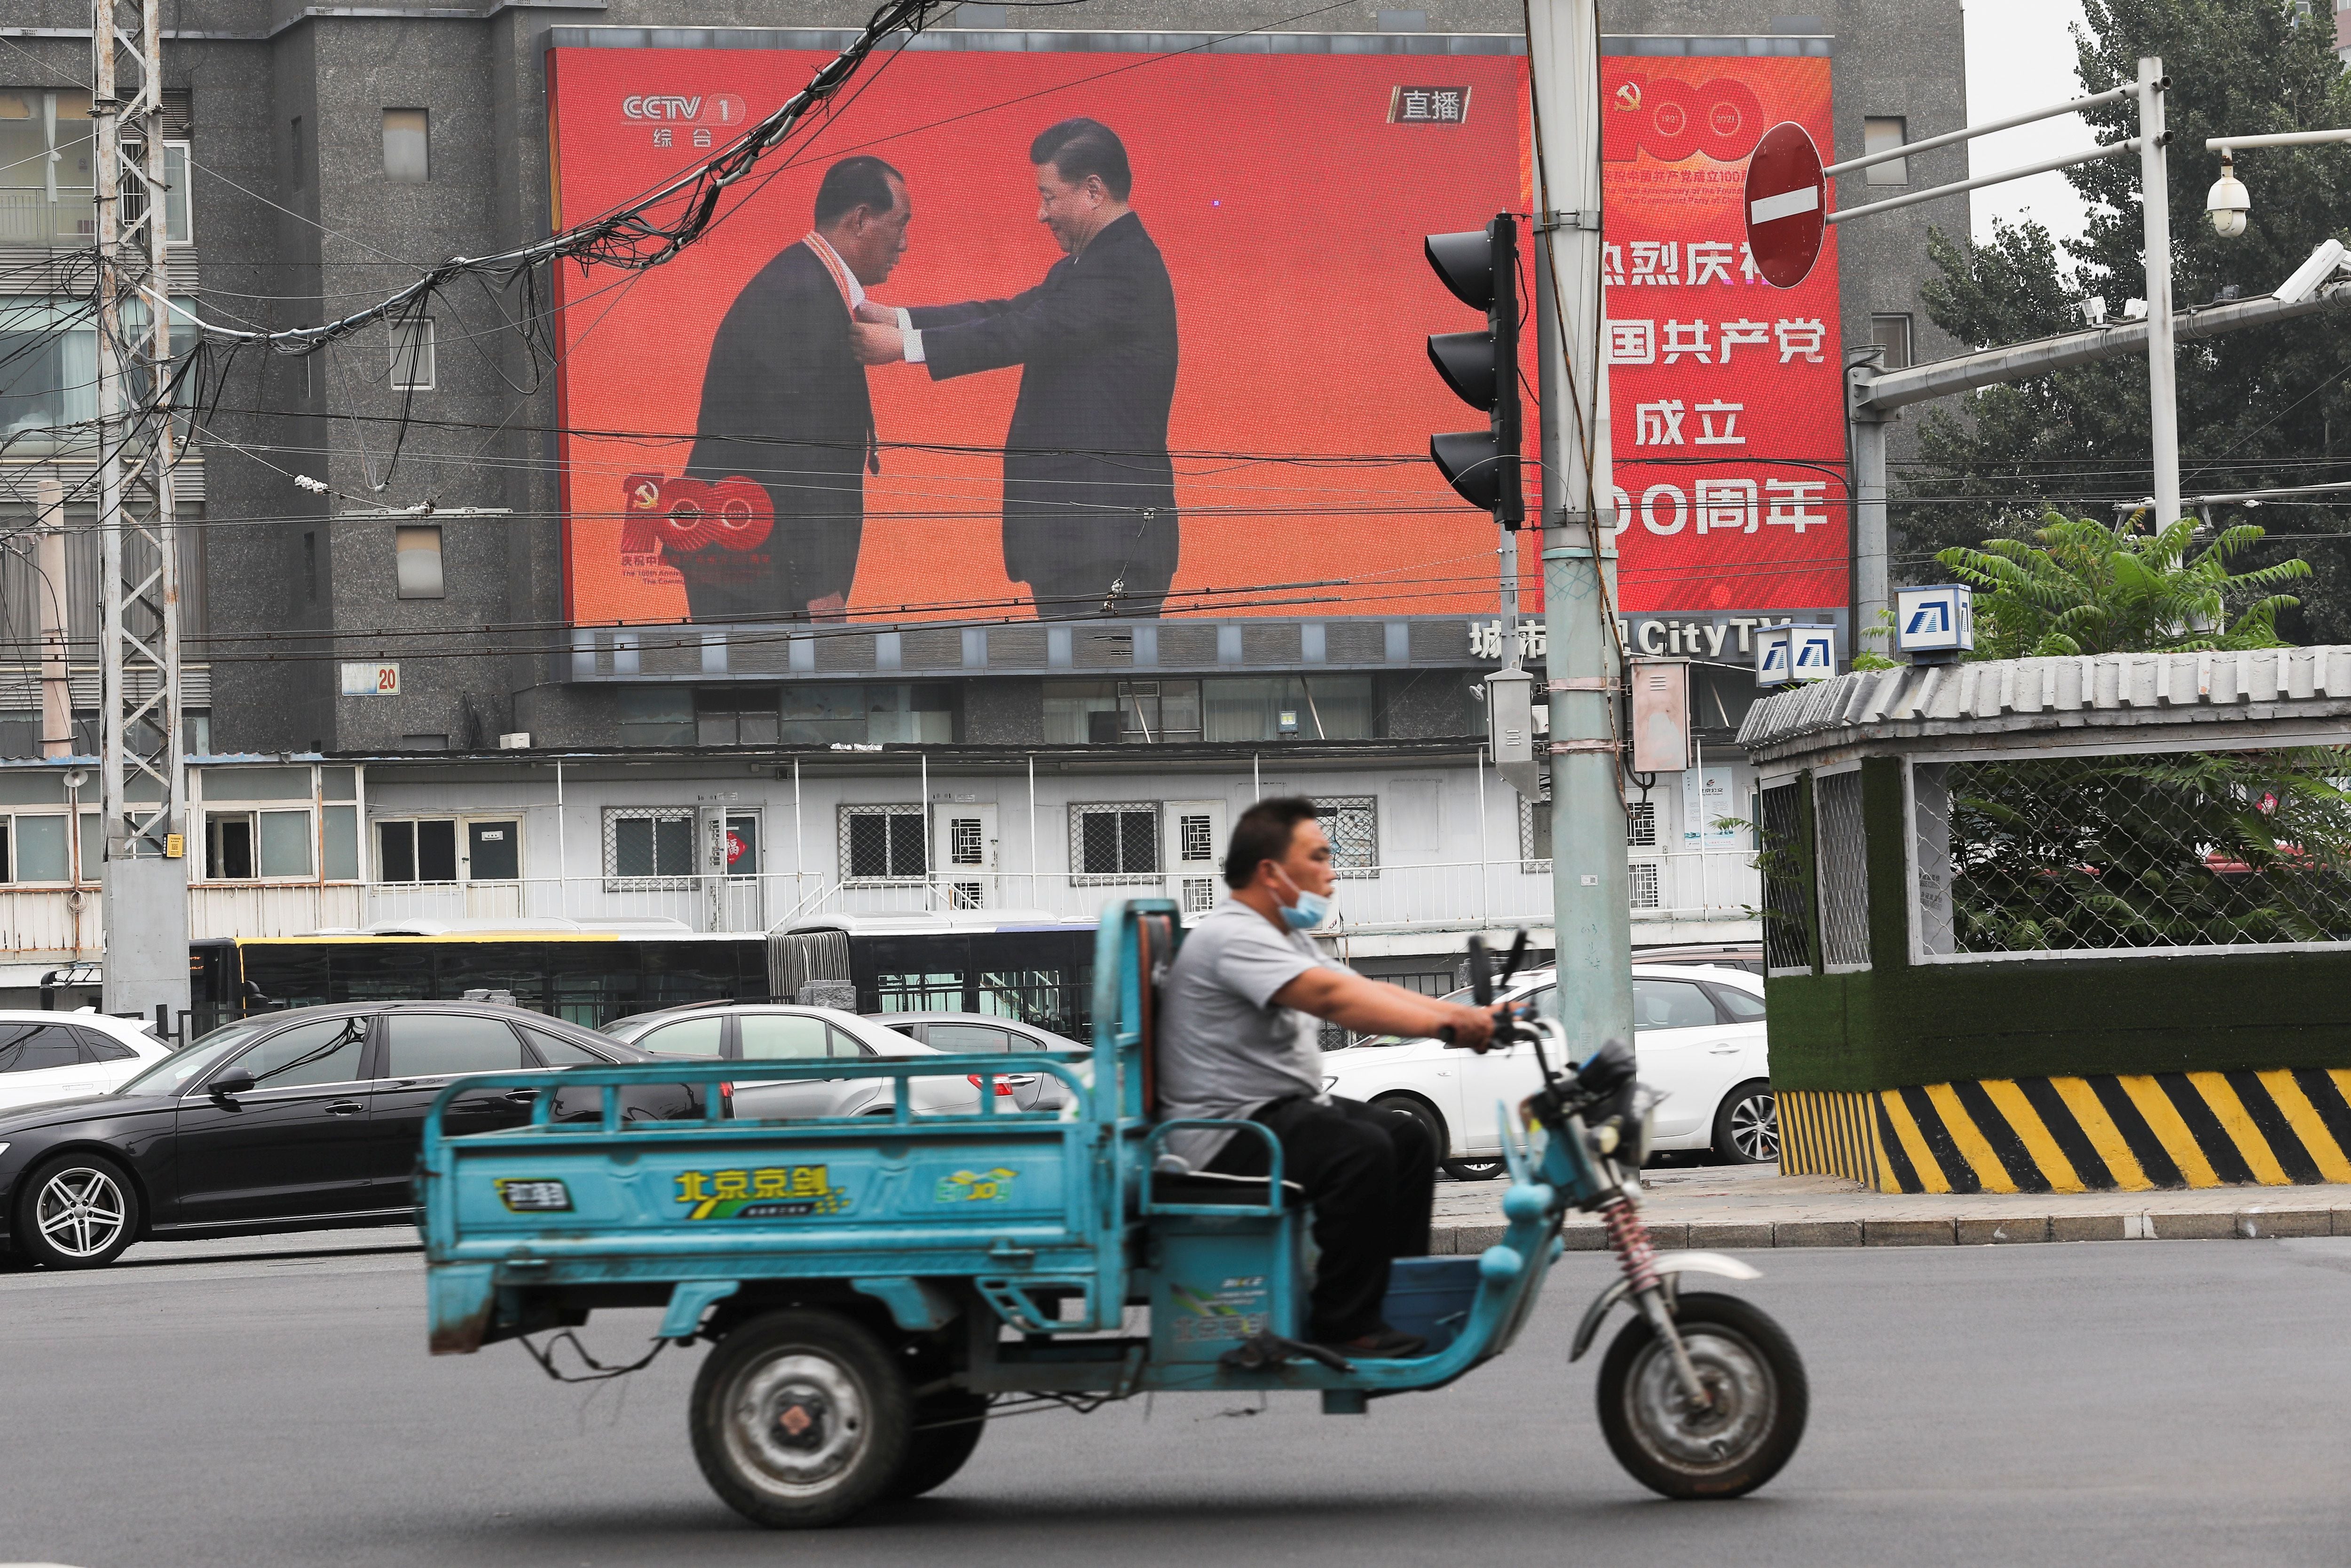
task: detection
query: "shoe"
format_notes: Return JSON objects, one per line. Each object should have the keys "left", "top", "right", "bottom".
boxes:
{"left": 1323, "top": 1326, "right": 1427, "bottom": 1360}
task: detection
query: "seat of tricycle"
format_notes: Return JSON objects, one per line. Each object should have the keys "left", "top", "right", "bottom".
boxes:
{"left": 1146, "top": 1167, "right": 1307, "bottom": 1208}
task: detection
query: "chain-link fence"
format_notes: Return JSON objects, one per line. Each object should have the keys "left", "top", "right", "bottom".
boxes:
{"left": 1916, "top": 748, "right": 2351, "bottom": 955}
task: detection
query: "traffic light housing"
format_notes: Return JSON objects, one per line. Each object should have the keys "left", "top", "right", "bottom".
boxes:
{"left": 1426, "top": 214, "right": 1523, "bottom": 527}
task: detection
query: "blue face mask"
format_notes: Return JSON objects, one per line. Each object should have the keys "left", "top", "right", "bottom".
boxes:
{"left": 1280, "top": 887, "right": 1333, "bottom": 931}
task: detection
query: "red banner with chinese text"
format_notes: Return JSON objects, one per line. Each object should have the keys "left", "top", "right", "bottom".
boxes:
{"left": 1602, "top": 55, "right": 1845, "bottom": 615}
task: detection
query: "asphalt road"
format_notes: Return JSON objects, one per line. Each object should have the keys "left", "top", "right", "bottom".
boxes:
{"left": 7, "top": 1233, "right": 2351, "bottom": 1568}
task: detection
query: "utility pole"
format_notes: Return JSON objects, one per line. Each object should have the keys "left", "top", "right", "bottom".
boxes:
{"left": 2138, "top": 57, "right": 2178, "bottom": 529}
{"left": 1527, "top": 0, "right": 1633, "bottom": 1063}
{"left": 33, "top": 474, "right": 71, "bottom": 760}
{"left": 92, "top": 0, "right": 190, "bottom": 1025}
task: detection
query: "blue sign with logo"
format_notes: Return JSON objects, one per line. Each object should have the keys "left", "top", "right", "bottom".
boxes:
{"left": 1895, "top": 584, "right": 1974, "bottom": 657}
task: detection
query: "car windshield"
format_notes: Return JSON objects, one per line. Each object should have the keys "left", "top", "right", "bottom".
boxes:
{"left": 112, "top": 1024, "right": 267, "bottom": 1096}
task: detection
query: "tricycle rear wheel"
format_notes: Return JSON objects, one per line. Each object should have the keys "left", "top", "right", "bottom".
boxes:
{"left": 689, "top": 1308, "right": 912, "bottom": 1529}
{"left": 1595, "top": 1291, "right": 1807, "bottom": 1499}
{"left": 886, "top": 1390, "right": 990, "bottom": 1499}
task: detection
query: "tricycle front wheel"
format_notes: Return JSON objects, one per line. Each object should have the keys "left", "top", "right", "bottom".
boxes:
{"left": 1595, "top": 1291, "right": 1807, "bottom": 1499}
{"left": 689, "top": 1308, "right": 913, "bottom": 1529}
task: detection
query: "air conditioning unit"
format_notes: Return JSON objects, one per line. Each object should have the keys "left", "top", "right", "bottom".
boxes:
{"left": 497, "top": 732, "right": 531, "bottom": 750}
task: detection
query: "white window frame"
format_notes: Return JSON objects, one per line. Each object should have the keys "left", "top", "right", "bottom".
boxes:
{"left": 199, "top": 806, "right": 319, "bottom": 884}
{"left": 1068, "top": 802, "right": 1162, "bottom": 887}
{"left": 604, "top": 806, "right": 697, "bottom": 892}
{"left": 373, "top": 814, "right": 521, "bottom": 886}
{"left": 389, "top": 316, "right": 434, "bottom": 391}
{"left": 163, "top": 140, "right": 192, "bottom": 245}
{"left": 0, "top": 810, "right": 77, "bottom": 887}
{"left": 839, "top": 803, "right": 928, "bottom": 886}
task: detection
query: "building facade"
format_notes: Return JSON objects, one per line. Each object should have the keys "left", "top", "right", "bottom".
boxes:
{"left": 0, "top": 0, "right": 1969, "bottom": 984}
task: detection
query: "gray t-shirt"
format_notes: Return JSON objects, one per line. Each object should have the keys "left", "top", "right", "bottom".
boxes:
{"left": 1156, "top": 899, "right": 1352, "bottom": 1170}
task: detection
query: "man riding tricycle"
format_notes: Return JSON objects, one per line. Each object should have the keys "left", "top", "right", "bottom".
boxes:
{"left": 418, "top": 800, "right": 1807, "bottom": 1525}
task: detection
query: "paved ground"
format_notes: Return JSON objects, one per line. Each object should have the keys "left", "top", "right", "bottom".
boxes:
{"left": 1430, "top": 1161, "right": 2351, "bottom": 1250}
{"left": 8, "top": 1233, "right": 2351, "bottom": 1566}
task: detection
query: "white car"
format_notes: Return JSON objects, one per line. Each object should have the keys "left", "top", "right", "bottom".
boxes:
{"left": 1320, "top": 964, "right": 1774, "bottom": 1179}
{"left": 0, "top": 1010, "right": 174, "bottom": 1112}
{"left": 603, "top": 1003, "right": 1016, "bottom": 1118}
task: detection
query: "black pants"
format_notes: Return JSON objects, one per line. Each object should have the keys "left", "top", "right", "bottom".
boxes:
{"left": 1206, "top": 1095, "right": 1436, "bottom": 1341}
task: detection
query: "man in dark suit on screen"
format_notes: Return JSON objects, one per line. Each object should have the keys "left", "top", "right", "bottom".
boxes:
{"left": 679, "top": 155, "right": 912, "bottom": 623}
{"left": 853, "top": 118, "right": 1179, "bottom": 619}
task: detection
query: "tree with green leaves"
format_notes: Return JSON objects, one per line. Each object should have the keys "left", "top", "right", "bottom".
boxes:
{"left": 1936, "top": 510, "right": 2310, "bottom": 657}
{"left": 1903, "top": 0, "right": 2351, "bottom": 643}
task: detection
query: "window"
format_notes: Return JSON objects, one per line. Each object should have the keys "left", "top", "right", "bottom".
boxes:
{"left": 924, "top": 1023, "right": 1016, "bottom": 1053}
{"left": 389, "top": 317, "right": 434, "bottom": 391}
{"left": 606, "top": 807, "right": 695, "bottom": 888}
{"left": 1043, "top": 679, "right": 1203, "bottom": 745}
{"left": 379, "top": 820, "right": 453, "bottom": 883}
{"left": 0, "top": 1023, "right": 85, "bottom": 1073}
{"left": 396, "top": 524, "right": 443, "bottom": 598}
{"left": 521, "top": 1026, "right": 607, "bottom": 1065}
{"left": 382, "top": 108, "right": 429, "bottom": 183}
{"left": 1203, "top": 676, "right": 1374, "bottom": 743}
{"left": 698, "top": 688, "right": 781, "bottom": 746}
{"left": 635, "top": 1016, "right": 724, "bottom": 1058}
{"left": 402, "top": 734, "right": 448, "bottom": 752}
{"left": 779, "top": 683, "right": 953, "bottom": 745}
{"left": 0, "top": 812, "right": 69, "bottom": 882}
{"left": 289, "top": 116, "right": 302, "bottom": 187}
{"left": 1632, "top": 977, "right": 1718, "bottom": 1031}
{"left": 205, "top": 809, "right": 312, "bottom": 880}
{"left": 0, "top": 89, "right": 96, "bottom": 245}
{"left": 1706, "top": 983, "right": 1767, "bottom": 1023}
{"left": 1071, "top": 803, "right": 1159, "bottom": 882}
{"left": 1315, "top": 797, "right": 1378, "bottom": 876}
{"left": 618, "top": 687, "right": 693, "bottom": 748}
{"left": 1863, "top": 116, "right": 1907, "bottom": 184}
{"left": 79, "top": 1030, "right": 136, "bottom": 1062}
{"left": 227, "top": 1015, "right": 368, "bottom": 1089}
{"left": 738, "top": 1013, "right": 832, "bottom": 1060}
{"left": 840, "top": 804, "right": 927, "bottom": 882}
{"left": 162, "top": 141, "right": 190, "bottom": 244}
{"left": 383, "top": 1013, "right": 526, "bottom": 1078}
{"left": 1870, "top": 313, "right": 1913, "bottom": 371}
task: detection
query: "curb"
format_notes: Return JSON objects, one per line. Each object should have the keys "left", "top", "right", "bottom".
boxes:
{"left": 1428, "top": 1206, "right": 2351, "bottom": 1253}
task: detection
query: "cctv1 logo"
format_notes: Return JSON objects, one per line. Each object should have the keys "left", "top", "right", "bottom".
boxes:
{"left": 622, "top": 93, "right": 749, "bottom": 125}
{"left": 1606, "top": 75, "right": 1766, "bottom": 164}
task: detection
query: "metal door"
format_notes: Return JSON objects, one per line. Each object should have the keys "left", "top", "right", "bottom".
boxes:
{"left": 720, "top": 811, "right": 764, "bottom": 931}
{"left": 932, "top": 802, "right": 997, "bottom": 910}
{"left": 1163, "top": 800, "right": 1228, "bottom": 920}
{"left": 461, "top": 818, "right": 524, "bottom": 919}
{"left": 172, "top": 1014, "right": 377, "bottom": 1224}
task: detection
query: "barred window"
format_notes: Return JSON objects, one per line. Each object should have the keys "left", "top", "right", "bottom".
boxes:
{"left": 1628, "top": 860, "right": 1661, "bottom": 909}
{"left": 1071, "top": 803, "right": 1159, "bottom": 883}
{"left": 1759, "top": 782, "right": 1811, "bottom": 974}
{"left": 1814, "top": 770, "right": 1870, "bottom": 969}
{"left": 840, "top": 804, "right": 927, "bottom": 882}
{"left": 1316, "top": 796, "right": 1377, "bottom": 877}
{"left": 605, "top": 807, "right": 694, "bottom": 890}
{"left": 1627, "top": 799, "right": 1657, "bottom": 847}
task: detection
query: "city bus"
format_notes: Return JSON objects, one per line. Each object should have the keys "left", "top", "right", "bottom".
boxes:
{"left": 187, "top": 911, "right": 1097, "bottom": 1038}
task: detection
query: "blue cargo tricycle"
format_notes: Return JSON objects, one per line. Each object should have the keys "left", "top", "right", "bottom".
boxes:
{"left": 420, "top": 901, "right": 1807, "bottom": 1526}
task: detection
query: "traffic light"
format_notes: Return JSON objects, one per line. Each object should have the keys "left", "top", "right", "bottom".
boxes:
{"left": 1425, "top": 213, "right": 1522, "bottom": 527}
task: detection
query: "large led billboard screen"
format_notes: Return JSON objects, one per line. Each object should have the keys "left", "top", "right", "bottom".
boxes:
{"left": 545, "top": 39, "right": 1532, "bottom": 628}
{"left": 543, "top": 37, "right": 1843, "bottom": 632}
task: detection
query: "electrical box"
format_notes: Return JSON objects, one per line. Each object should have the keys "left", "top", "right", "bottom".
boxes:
{"left": 1629, "top": 659, "right": 1691, "bottom": 774}
{"left": 1896, "top": 584, "right": 1974, "bottom": 663}
{"left": 1486, "top": 666, "right": 1542, "bottom": 796}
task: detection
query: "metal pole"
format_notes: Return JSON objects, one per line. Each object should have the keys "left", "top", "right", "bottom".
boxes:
{"left": 554, "top": 757, "right": 566, "bottom": 917}
{"left": 1847, "top": 348, "right": 1890, "bottom": 649}
{"left": 1027, "top": 752, "right": 1038, "bottom": 906}
{"left": 2139, "top": 57, "right": 2180, "bottom": 527}
{"left": 1475, "top": 742, "right": 1489, "bottom": 923}
{"left": 34, "top": 474, "right": 70, "bottom": 759}
{"left": 793, "top": 755, "right": 804, "bottom": 900}
{"left": 1529, "top": 0, "right": 1633, "bottom": 1063}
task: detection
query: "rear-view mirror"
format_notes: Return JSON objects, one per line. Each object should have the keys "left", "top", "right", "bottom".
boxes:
{"left": 209, "top": 1069, "right": 257, "bottom": 1098}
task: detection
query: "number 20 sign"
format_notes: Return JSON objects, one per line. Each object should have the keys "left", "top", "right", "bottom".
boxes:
{"left": 339, "top": 661, "right": 402, "bottom": 696}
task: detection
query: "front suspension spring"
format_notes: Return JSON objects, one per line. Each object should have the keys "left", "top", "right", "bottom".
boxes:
{"left": 1598, "top": 1196, "right": 1661, "bottom": 1293}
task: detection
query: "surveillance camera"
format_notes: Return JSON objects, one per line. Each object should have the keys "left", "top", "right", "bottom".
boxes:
{"left": 2274, "top": 237, "right": 2347, "bottom": 305}
{"left": 2206, "top": 156, "right": 2249, "bottom": 240}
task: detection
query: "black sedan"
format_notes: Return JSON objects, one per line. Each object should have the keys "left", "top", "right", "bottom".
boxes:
{"left": 0, "top": 1001, "right": 699, "bottom": 1270}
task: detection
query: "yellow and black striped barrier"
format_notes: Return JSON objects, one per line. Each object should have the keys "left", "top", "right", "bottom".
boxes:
{"left": 1780, "top": 1070, "right": 2351, "bottom": 1193}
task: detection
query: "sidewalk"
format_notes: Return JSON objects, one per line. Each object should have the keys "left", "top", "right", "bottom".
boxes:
{"left": 1425, "top": 1161, "right": 2351, "bottom": 1252}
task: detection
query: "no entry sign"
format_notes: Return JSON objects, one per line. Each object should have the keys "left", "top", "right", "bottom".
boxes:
{"left": 1744, "top": 121, "right": 1827, "bottom": 289}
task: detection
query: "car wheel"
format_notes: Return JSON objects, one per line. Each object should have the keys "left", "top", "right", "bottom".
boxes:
{"left": 1369, "top": 1094, "right": 1449, "bottom": 1171}
{"left": 16, "top": 1153, "right": 141, "bottom": 1269}
{"left": 1712, "top": 1081, "right": 1778, "bottom": 1165}
{"left": 690, "top": 1308, "right": 913, "bottom": 1529}
{"left": 1443, "top": 1156, "right": 1508, "bottom": 1182}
